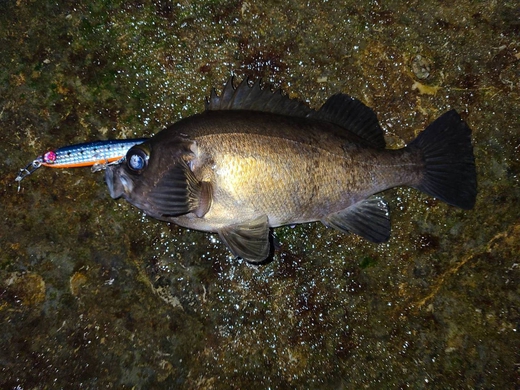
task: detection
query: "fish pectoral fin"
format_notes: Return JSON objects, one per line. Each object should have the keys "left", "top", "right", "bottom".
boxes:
{"left": 322, "top": 197, "right": 390, "bottom": 243}
{"left": 194, "top": 181, "right": 213, "bottom": 217}
{"left": 218, "top": 215, "right": 271, "bottom": 263}
{"left": 152, "top": 159, "right": 213, "bottom": 218}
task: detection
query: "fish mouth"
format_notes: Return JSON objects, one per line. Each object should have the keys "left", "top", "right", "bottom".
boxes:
{"left": 105, "top": 165, "right": 133, "bottom": 199}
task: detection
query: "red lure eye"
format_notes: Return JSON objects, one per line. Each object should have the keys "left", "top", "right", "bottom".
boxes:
{"left": 43, "top": 150, "right": 57, "bottom": 164}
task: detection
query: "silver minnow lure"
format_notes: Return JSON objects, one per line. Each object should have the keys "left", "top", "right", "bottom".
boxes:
{"left": 15, "top": 138, "right": 148, "bottom": 190}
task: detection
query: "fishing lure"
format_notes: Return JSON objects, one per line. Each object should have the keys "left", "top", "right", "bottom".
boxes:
{"left": 15, "top": 138, "right": 148, "bottom": 191}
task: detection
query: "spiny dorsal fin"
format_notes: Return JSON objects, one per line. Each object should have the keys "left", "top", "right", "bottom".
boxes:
{"left": 205, "top": 77, "right": 314, "bottom": 118}
{"left": 310, "top": 94, "right": 386, "bottom": 149}
{"left": 206, "top": 77, "right": 386, "bottom": 148}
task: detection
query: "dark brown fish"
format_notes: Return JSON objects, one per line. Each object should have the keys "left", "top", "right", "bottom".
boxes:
{"left": 105, "top": 78, "right": 476, "bottom": 262}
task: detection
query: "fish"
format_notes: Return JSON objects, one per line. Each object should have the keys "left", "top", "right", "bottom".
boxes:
{"left": 105, "top": 78, "right": 477, "bottom": 263}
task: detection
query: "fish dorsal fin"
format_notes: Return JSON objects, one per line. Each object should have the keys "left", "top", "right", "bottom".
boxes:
{"left": 206, "top": 77, "right": 314, "bottom": 118}
{"left": 311, "top": 94, "right": 386, "bottom": 149}
{"left": 207, "top": 78, "right": 385, "bottom": 148}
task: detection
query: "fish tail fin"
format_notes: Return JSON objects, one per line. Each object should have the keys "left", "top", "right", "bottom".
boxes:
{"left": 408, "top": 110, "right": 477, "bottom": 209}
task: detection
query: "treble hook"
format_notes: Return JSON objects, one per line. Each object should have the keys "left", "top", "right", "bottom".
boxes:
{"left": 15, "top": 159, "right": 43, "bottom": 192}
{"left": 91, "top": 157, "right": 124, "bottom": 173}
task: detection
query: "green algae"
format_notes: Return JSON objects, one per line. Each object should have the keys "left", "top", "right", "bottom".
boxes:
{"left": 1, "top": 0, "right": 519, "bottom": 388}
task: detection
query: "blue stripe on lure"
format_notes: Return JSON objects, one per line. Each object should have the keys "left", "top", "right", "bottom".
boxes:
{"left": 15, "top": 138, "right": 148, "bottom": 191}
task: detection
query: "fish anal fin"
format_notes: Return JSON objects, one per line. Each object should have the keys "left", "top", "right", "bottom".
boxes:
{"left": 322, "top": 197, "right": 390, "bottom": 243}
{"left": 218, "top": 215, "right": 271, "bottom": 263}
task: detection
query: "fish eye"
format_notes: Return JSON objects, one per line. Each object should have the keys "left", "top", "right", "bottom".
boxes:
{"left": 126, "top": 147, "right": 149, "bottom": 173}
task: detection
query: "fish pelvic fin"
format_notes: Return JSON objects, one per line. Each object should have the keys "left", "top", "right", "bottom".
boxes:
{"left": 322, "top": 197, "right": 391, "bottom": 243}
{"left": 218, "top": 215, "right": 271, "bottom": 263}
{"left": 408, "top": 110, "right": 477, "bottom": 210}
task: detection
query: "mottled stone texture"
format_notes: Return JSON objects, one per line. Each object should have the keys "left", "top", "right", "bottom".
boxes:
{"left": 1, "top": 1, "right": 519, "bottom": 388}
